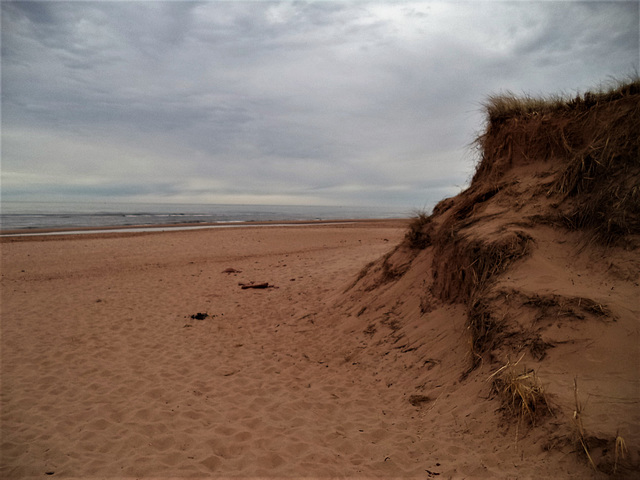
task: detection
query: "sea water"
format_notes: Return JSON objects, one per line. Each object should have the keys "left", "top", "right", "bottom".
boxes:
{"left": 0, "top": 201, "right": 412, "bottom": 231}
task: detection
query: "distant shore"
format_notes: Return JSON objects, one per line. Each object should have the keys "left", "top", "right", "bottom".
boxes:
{"left": 0, "top": 201, "right": 413, "bottom": 232}
{"left": 0, "top": 218, "right": 409, "bottom": 239}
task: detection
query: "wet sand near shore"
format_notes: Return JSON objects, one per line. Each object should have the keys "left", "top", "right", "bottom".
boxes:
{"left": 0, "top": 218, "right": 393, "bottom": 237}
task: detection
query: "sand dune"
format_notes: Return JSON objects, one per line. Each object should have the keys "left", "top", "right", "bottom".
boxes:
{"left": 338, "top": 80, "right": 640, "bottom": 477}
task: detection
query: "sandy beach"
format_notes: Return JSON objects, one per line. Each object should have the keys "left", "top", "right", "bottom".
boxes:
{"left": 2, "top": 220, "right": 450, "bottom": 478}
{"left": 1, "top": 216, "right": 638, "bottom": 478}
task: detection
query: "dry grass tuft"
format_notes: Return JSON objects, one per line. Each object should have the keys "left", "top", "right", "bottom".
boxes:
{"left": 489, "top": 354, "right": 551, "bottom": 427}
{"left": 483, "top": 92, "right": 567, "bottom": 127}
{"left": 572, "top": 377, "right": 597, "bottom": 471}
{"left": 614, "top": 432, "right": 628, "bottom": 475}
{"left": 404, "top": 210, "right": 433, "bottom": 249}
{"left": 467, "top": 298, "right": 504, "bottom": 368}
{"left": 483, "top": 76, "right": 639, "bottom": 127}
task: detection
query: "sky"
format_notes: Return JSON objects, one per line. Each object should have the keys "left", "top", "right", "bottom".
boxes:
{"left": 2, "top": 1, "right": 638, "bottom": 210}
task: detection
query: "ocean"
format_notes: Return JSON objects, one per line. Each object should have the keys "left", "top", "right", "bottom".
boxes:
{"left": 0, "top": 201, "right": 413, "bottom": 232}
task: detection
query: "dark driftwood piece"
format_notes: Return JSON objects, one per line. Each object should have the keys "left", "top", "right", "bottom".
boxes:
{"left": 239, "top": 282, "right": 273, "bottom": 289}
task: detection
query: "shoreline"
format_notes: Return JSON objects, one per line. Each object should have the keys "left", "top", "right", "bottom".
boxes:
{"left": 0, "top": 218, "right": 410, "bottom": 239}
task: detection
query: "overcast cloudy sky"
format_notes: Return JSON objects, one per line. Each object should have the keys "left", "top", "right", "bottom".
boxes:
{"left": 2, "top": 1, "right": 638, "bottom": 209}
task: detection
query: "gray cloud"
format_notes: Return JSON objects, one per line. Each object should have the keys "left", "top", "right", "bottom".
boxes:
{"left": 2, "top": 1, "right": 638, "bottom": 208}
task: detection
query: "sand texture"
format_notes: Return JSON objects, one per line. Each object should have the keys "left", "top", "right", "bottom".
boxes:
{"left": 0, "top": 222, "right": 462, "bottom": 478}
{"left": 3, "top": 219, "right": 637, "bottom": 478}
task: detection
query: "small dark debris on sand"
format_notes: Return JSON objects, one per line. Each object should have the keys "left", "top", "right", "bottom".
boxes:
{"left": 408, "top": 394, "right": 432, "bottom": 407}
{"left": 190, "top": 312, "right": 209, "bottom": 320}
{"left": 239, "top": 282, "right": 276, "bottom": 289}
{"left": 222, "top": 268, "right": 242, "bottom": 274}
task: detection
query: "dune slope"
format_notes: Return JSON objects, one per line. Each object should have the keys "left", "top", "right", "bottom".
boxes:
{"left": 337, "top": 80, "right": 640, "bottom": 477}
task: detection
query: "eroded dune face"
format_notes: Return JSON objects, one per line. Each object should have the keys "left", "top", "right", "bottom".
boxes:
{"left": 343, "top": 79, "right": 640, "bottom": 476}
